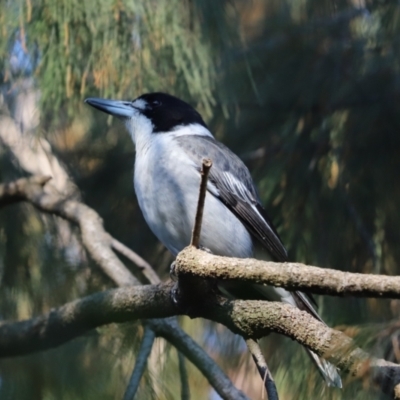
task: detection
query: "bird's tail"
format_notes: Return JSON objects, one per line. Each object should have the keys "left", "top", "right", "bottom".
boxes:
{"left": 222, "top": 281, "right": 343, "bottom": 388}
{"left": 292, "top": 291, "right": 342, "bottom": 388}
{"left": 306, "top": 348, "right": 342, "bottom": 388}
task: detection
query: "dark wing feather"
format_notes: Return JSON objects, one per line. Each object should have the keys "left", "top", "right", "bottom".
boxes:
{"left": 175, "top": 134, "right": 319, "bottom": 313}
{"left": 216, "top": 188, "right": 288, "bottom": 262}
{"left": 175, "top": 134, "right": 288, "bottom": 261}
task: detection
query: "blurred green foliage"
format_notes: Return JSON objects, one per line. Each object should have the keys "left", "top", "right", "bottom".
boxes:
{"left": 1, "top": 0, "right": 400, "bottom": 399}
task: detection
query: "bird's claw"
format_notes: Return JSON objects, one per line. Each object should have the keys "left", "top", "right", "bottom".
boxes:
{"left": 171, "top": 283, "right": 180, "bottom": 305}
{"left": 170, "top": 261, "right": 177, "bottom": 281}
{"left": 199, "top": 245, "right": 212, "bottom": 254}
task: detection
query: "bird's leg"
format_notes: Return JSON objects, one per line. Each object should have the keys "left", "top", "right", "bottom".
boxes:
{"left": 169, "top": 260, "right": 178, "bottom": 282}
{"left": 199, "top": 245, "right": 212, "bottom": 254}
{"left": 169, "top": 260, "right": 181, "bottom": 305}
{"left": 171, "top": 282, "right": 180, "bottom": 305}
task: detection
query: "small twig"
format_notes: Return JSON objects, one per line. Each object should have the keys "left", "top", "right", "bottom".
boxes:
{"left": 190, "top": 159, "right": 212, "bottom": 248}
{"left": 246, "top": 339, "right": 279, "bottom": 400}
{"left": 151, "top": 317, "right": 249, "bottom": 400}
{"left": 0, "top": 175, "right": 51, "bottom": 207}
{"left": 178, "top": 351, "right": 190, "bottom": 400}
{"left": 110, "top": 237, "right": 161, "bottom": 284}
{"left": 123, "top": 326, "right": 156, "bottom": 400}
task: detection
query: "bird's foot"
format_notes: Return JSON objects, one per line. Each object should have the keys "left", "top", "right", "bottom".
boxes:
{"left": 199, "top": 245, "right": 213, "bottom": 254}
{"left": 169, "top": 261, "right": 178, "bottom": 282}
{"left": 171, "top": 282, "right": 180, "bottom": 305}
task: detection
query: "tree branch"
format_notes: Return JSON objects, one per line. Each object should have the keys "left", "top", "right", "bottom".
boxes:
{"left": 0, "top": 283, "right": 174, "bottom": 358}
{"left": 149, "top": 317, "right": 249, "bottom": 400}
{"left": 178, "top": 350, "right": 190, "bottom": 400}
{"left": 3, "top": 176, "right": 400, "bottom": 396}
{"left": 0, "top": 175, "right": 139, "bottom": 286}
{"left": 0, "top": 175, "right": 52, "bottom": 207}
{"left": 123, "top": 325, "right": 156, "bottom": 400}
{"left": 0, "top": 283, "right": 399, "bottom": 398}
{"left": 245, "top": 338, "right": 279, "bottom": 400}
{"left": 0, "top": 113, "right": 77, "bottom": 196}
{"left": 110, "top": 236, "right": 161, "bottom": 284}
{"left": 175, "top": 246, "right": 400, "bottom": 298}
{"left": 0, "top": 176, "right": 246, "bottom": 400}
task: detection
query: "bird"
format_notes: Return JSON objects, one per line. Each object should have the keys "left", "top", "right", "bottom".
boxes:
{"left": 85, "top": 92, "right": 342, "bottom": 388}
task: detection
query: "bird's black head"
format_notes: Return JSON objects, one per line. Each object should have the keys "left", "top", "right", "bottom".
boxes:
{"left": 136, "top": 92, "right": 207, "bottom": 133}
{"left": 85, "top": 92, "right": 208, "bottom": 137}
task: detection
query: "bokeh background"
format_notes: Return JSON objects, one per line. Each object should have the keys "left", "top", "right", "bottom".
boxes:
{"left": 0, "top": 0, "right": 399, "bottom": 399}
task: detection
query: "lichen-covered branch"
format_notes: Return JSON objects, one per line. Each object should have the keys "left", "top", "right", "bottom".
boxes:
{"left": 0, "top": 283, "right": 174, "bottom": 358}
{"left": 175, "top": 246, "right": 400, "bottom": 298}
{"left": 0, "top": 176, "right": 246, "bottom": 400}
{"left": 0, "top": 283, "right": 399, "bottom": 398}
{"left": 2, "top": 176, "right": 400, "bottom": 397}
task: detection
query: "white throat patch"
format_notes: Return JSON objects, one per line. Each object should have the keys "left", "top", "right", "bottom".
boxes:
{"left": 124, "top": 111, "right": 154, "bottom": 153}
{"left": 168, "top": 123, "right": 214, "bottom": 138}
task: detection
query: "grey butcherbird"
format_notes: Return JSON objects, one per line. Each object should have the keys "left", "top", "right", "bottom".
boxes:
{"left": 85, "top": 92, "right": 342, "bottom": 388}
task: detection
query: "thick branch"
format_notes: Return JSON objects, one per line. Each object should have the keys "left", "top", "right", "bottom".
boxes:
{"left": 3, "top": 177, "right": 400, "bottom": 396}
{"left": 0, "top": 175, "right": 52, "bottom": 207}
{"left": 175, "top": 246, "right": 400, "bottom": 298}
{"left": 0, "top": 283, "right": 398, "bottom": 398}
{"left": 0, "top": 113, "right": 77, "bottom": 196}
{"left": 0, "top": 283, "right": 174, "bottom": 358}
{"left": 0, "top": 176, "right": 246, "bottom": 400}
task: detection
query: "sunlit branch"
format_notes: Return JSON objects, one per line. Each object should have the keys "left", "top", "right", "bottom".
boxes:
{"left": 175, "top": 246, "right": 400, "bottom": 298}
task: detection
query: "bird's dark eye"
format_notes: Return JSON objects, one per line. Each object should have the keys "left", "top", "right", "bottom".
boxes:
{"left": 152, "top": 100, "right": 161, "bottom": 107}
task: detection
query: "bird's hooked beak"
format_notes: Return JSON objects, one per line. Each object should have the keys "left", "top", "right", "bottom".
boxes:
{"left": 85, "top": 98, "right": 136, "bottom": 118}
